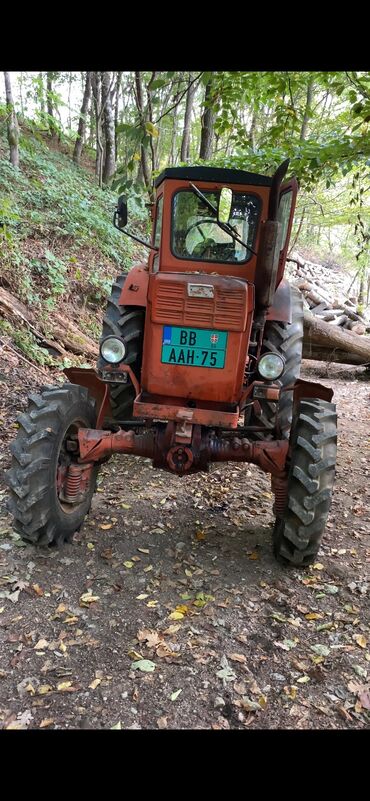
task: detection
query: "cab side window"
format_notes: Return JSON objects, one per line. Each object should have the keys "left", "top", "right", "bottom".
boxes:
{"left": 277, "top": 190, "right": 293, "bottom": 252}
{"left": 154, "top": 196, "right": 163, "bottom": 248}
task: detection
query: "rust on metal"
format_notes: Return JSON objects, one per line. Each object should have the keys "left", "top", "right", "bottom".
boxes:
{"left": 271, "top": 474, "right": 289, "bottom": 517}
{"left": 58, "top": 462, "right": 94, "bottom": 505}
{"left": 78, "top": 427, "right": 155, "bottom": 463}
{"left": 77, "top": 420, "right": 289, "bottom": 478}
{"left": 133, "top": 394, "right": 240, "bottom": 429}
{"left": 64, "top": 367, "right": 112, "bottom": 429}
{"left": 100, "top": 363, "right": 140, "bottom": 398}
{"left": 119, "top": 263, "right": 149, "bottom": 308}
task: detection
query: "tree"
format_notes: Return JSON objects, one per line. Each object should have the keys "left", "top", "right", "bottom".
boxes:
{"left": 101, "top": 72, "right": 116, "bottom": 184}
{"left": 199, "top": 77, "right": 215, "bottom": 160}
{"left": 180, "top": 72, "right": 197, "bottom": 162}
{"left": 3, "top": 72, "right": 19, "bottom": 168}
{"left": 91, "top": 72, "right": 103, "bottom": 186}
{"left": 73, "top": 72, "right": 92, "bottom": 165}
{"left": 46, "top": 72, "right": 57, "bottom": 136}
{"left": 133, "top": 71, "right": 152, "bottom": 196}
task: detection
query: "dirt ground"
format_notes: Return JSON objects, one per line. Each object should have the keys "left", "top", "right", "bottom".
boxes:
{"left": 0, "top": 354, "right": 369, "bottom": 730}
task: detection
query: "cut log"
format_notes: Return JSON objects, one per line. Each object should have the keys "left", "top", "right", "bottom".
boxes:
{"left": 328, "top": 314, "right": 348, "bottom": 327}
{"left": 50, "top": 312, "right": 99, "bottom": 357}
{"left": 348, "top": 321, "right": 366, "bottom": 335}
{"left": 0, "top": 286, "right": 98, "bottom": 359}
{"left": 302, "top": 344, "right": 369, "bottom": 366}
{"left": 303, "top": 310, "right": 370, "bottom": 363}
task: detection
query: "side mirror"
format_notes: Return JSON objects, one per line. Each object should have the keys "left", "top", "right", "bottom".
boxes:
{"left": 218, "top": 187, "right": 233, "bottom": 224}
{"left": 117, "top": 194, "right": 128, "bottom": 229}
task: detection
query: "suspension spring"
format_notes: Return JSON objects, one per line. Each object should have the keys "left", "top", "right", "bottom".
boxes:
{"left": 64, "top": 464, "right": 83, "bottom": 501}
{"left": 271, "top": 475, "right": 288, "bottom": 517}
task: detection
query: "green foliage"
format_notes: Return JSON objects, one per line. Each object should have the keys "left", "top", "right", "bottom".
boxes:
{"left": 0, "top": 321, "right": 54, "bottom": 366}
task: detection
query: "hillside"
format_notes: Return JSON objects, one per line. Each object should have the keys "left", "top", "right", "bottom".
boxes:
{"left": 0, "top": 124, "right": 145, "bottom": 369}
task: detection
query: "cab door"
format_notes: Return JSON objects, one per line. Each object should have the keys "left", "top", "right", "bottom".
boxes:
{"left": 276, "top": 178, "right": 298, "bottom": 286}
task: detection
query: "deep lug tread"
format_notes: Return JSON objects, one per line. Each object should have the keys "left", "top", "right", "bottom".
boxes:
{"left": 247, "top": 286, "right": 304, "bottom": 440}
{"left": 98, "top": 274, "right": 145, "bottom": 421}
{"left": 6, "top": 383, "right": 99, "bottom": 547}
{"left": 273, "top": 397, "right": 337, "bottom": 566}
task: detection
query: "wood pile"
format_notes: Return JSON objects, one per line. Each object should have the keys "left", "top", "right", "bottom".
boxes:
{"left": 287, "top": 254, "right": 370, "bottom": 367}
{"left": 0, "top": 286, "right": 98, "bottom": 361}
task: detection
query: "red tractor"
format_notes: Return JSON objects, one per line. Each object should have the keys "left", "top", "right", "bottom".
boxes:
{"left": 7, "top": 160, "right": 337, "bottom": 565}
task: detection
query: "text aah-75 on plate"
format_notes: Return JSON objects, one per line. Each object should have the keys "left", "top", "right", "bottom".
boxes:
{"left": 161, "top": 325, "right": 228, "bottom": 369}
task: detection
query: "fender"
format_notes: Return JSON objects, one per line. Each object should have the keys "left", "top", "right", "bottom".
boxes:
{"left": 266, "top": 279, "right": 292, "bottom": 324}
{"left": 119, "top": 263, "right": 149, "bottom": 307}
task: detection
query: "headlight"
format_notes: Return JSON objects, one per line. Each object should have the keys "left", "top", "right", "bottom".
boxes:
{"left": 100, "top": 337, "right": 126, "bottom": 364}
{"left": 258, "top": 352, "right": 285, "bottom": 380}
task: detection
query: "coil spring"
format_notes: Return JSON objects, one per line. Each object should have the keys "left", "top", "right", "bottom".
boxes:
{"left": 64, "top": 464, "right": 82, "bottom": 498}
{"left": 272, "top": 476, "right": 288, "bottom": 517}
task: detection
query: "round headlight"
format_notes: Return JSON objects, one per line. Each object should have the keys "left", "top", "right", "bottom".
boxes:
{"left": 258, "top": 352, "right": 285, "bottom": 380}
{"left": 100, "top": 337, "right": 126, "bottom": 364}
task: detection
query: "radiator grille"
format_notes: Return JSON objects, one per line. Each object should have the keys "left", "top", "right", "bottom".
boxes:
{"left": 153, "top": 280, "right": 247, "bottom": 331}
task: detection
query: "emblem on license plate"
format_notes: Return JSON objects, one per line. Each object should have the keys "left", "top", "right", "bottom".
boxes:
{"left": 187, "top": 283, "right": 214, "bottom": 298}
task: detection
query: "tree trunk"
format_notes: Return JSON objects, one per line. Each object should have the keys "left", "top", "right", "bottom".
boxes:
{"left": 46, "top": 72, "right": 56, "bottom": 135}
{"left": 300, "top": 78, "right": 314, "bottom": 141}
{"left": 3, "top": 72, "right": 19, "bottom": 168}
{"left": 302, "top": 344, "right": 369, "bottom": 365}
{"left": 180, "top": 72, "right": 197, "bottom": 162}
{"left": 91, "top": 72, "right": 103, "bottom": 187}
{"left": 199, "top": 79, "right": 215, "bottom": 159}
{"left": 357, "top": 269, "right": 365, "bottom": 311}
{"left": 134, "top": 71, "right": 152, "bottom": 197}
{"left": 19, "top": 73, "right": 25, "bottom": 117}
{"left": 114, "top": 71, "right": 122, "bottom": 155}
{"left": 101, "top": 72, "right": 116, "bottom": 184}
{"left": 73, "top": 72, "right": 92, "bottom": 165}
{"left": 248, "top": 109, "right": 257, "bottom": 149}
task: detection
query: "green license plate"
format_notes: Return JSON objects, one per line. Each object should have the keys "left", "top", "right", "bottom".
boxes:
{"left": 161, "top": 326, "right": 227, "bottom": 369}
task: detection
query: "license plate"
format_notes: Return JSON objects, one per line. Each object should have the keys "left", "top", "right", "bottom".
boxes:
{"left": 161, "top": 326, "right": 227, "bottom": 369}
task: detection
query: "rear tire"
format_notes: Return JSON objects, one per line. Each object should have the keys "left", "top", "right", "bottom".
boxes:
{"left": 6, "top": 384, "right": 99, "bottom": 546}
{"left": 97, "top": 274, "right": 144, "bottom": 420}
{"left": 247, "top": 286, "right": 303, "bottom": 440}
{"left": 273, "top": 398, "right": 337, "bottom": 566}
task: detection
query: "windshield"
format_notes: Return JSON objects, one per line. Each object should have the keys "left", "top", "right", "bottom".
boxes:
{"left": 172, "top": 189, "right": 260, "bottom": 264}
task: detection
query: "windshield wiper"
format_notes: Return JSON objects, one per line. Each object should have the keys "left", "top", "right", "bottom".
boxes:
{"left": 189, "top": 182, "right": 257, "bottom": 257}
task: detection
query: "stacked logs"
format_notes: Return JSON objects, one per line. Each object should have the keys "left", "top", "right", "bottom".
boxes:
{"left": 287, "top": 254, "right": 370, "bottom": 366}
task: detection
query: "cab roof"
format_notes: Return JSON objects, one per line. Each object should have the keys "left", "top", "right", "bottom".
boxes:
{"left": 154, "top": 166, "right": 273, "bottom": 189}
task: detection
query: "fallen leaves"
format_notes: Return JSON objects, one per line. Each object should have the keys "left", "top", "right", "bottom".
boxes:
{"left": 34, "top": 638, "right": 49, "bottom": 650}
{"left": 79, "top": 591, "right": 100, "bottom": 608}
{"left": 310, "top": 644, "right": 330, "bottom": 657}
{"left": 228, "top": 653, "right": 247, "bottom": 664}
{"left": 131, "top": 659, "right": 156, "bottom": 673}
{"left": 170, "top": 689, "right": 182, "bottom": 701}
{"left": 89, "top": 678, "right": 102, "bottom": 690}
{"left": 274, "top": 639, "right": 298, "bottom": 651}
{"left": 353, "top": 634, "right": 367, "bottom": 649}
{"left": 216, "top": 667, "right": 236, "bottom": 682}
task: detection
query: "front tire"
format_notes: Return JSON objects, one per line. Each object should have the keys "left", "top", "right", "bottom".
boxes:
{"left": 273, "top": 398, "right": 337, "bottom": 566}
{"left": 6, "top": 384, "right": 99, "bottom": 546}
{"left": 247, "top": 286, "right": 304, "bottom": 440}
{"left": 98, "top": 274, "right": 144, "bottom": 421}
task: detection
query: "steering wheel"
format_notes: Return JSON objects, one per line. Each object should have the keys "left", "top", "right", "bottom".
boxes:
{"left": 185, "top": 218, "right": 218, "bottom": 256}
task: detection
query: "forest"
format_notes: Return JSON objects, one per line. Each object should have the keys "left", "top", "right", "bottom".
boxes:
{"left": 0, "top": 72, "right": 370, "bottom": 733}
{"left": 1, "top": 70, "right": 370, "bottom": 369}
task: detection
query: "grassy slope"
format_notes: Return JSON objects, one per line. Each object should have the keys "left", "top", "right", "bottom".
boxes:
{"left": 0, "top": 122, "right": 146, "bottom": 366}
